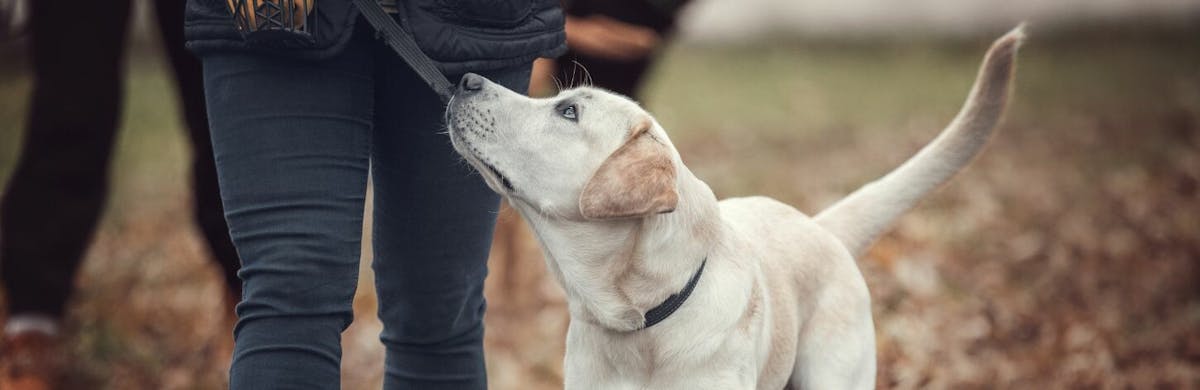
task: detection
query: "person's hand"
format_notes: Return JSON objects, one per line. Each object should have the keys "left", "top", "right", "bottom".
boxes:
{"left": 565, "top": 15, "right": 661, "bottom": 62}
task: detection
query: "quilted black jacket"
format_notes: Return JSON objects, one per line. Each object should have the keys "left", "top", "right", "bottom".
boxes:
{"left": 185, "top": 0, "right": 566, "bottom": 74}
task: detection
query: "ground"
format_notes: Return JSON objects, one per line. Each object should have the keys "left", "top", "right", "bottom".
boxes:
{"left": 0, "top": 24, "right": 1197, "bottom": 388}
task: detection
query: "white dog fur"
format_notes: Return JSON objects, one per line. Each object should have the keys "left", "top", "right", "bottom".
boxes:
{"left": 446, "top": 26, "right": 1025, "bottom": 389}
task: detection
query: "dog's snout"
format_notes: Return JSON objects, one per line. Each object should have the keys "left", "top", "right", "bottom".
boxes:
{"left": 459, "top": 73, "right": 484, "bottom": 94}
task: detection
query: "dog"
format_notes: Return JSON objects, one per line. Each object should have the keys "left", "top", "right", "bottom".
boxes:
{"left": 447, "top": 26, "right": 1025, "bottom": 389}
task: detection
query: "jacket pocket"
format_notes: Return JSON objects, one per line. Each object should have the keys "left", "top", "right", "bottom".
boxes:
{"left": 428, "top": 0, "right": 533, "bottom": 28}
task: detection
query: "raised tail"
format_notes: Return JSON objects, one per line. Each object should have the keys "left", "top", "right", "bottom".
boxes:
{"left": 815, "top": 24, "right": 1026, "bottom": 258}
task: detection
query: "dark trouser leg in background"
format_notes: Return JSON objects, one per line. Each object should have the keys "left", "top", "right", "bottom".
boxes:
{"left": 202, "top": 33, "right": 374, "bottom": 389}
{"left": 1, "top": 0, "right": 131, "bottom": 318}
{"left": 370, "top": 41, "right": 532, "bottom": 388}
{"left": 153, "top": 0, "right": 242, "bottom": 299}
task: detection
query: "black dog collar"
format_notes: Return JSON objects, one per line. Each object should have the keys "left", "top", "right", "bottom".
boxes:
{"left": 642, "top": 258, "right": 707, "bottom": 329}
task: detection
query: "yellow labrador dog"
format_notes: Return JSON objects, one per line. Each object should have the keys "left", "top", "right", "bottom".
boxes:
{"left": 447, "top": 26, "right": 1024, "bottom": 389}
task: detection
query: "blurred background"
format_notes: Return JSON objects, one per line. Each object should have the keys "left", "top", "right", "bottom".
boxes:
{"left": 1, "top": 0, "right": 1198, "bottom": 388}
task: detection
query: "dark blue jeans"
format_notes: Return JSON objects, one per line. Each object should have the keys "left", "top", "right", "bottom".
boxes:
{"left": 201, "top": 23, "right": 531, "bottom": 389}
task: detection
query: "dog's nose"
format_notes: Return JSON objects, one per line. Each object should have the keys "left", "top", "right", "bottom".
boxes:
{"left": 459, "top": 73, "right": 484, "bottom": 94}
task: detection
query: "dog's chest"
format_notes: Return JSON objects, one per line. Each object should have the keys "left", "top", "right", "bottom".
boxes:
{"left": 568, "top": 318, "right": 763, "bottom": 387}
{"left": 592, "top": 332, "right": 661, "bottom": 377}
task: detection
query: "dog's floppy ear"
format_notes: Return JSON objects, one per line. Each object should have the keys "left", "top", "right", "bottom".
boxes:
{"left": 579, "top": 122, "right": 679, "bottom": 220}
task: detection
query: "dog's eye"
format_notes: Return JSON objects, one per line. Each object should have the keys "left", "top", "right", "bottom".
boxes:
{"left": 560, "top": 104, "right": 578, "bottom": 121}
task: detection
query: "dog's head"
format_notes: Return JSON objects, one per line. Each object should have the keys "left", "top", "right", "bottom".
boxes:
{"left": 447, "top": 73, "right": 680, "bottom": 220}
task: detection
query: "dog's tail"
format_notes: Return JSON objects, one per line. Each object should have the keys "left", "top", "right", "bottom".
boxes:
{"left": 815, "top": 24, "right": 1026, "bottom": 258}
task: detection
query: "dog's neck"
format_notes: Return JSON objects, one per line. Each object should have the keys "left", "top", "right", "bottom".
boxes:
{"left": 513, "top": 168, "right": 721, "bottom": 332}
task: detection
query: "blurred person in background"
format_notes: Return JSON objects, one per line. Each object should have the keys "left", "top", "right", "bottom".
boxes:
{"left": 549, "top": 0, "right": 693, "bottom": 97}
{"left": 0, "top": 0, "right": 242, "bottom": 388}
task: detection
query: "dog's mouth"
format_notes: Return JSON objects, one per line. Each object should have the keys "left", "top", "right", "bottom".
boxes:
{"left": 447, "top": 107, "right": 516, "bottom": 194}
{"left": 480, "top": 160, "right": 515, "bottom": 193}
{"left": 454, "top": 133, "right": 515, "bottom": 193}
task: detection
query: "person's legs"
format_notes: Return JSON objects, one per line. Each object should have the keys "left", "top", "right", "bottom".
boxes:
{"left": 1, "top": 0, "right": 131, "bottom": 320}
{"left": 153, "top": 0, "right": 242, "bottom": 300}
{"left": 201, "top": 32, "right": 374, "bottom": 388}
{"left": 1, "top": 2, "right": 130, "bottom": 387}
{"left": 370, "top": 43, "right": 532, "bottom": 388}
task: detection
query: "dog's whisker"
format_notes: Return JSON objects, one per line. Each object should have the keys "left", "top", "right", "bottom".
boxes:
{"left": 551, "top": 74, "right": 564, "bottom": 93}
{"left": 571, "top": 60, "right": 593, "bottom": 87}
{"left": 568, "top": 61, "right": 577, "bottom": 89}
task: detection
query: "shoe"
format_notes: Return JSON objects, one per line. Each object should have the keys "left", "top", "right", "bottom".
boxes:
{"left": 0, "top": 321, "right": 64, "bottom": 390}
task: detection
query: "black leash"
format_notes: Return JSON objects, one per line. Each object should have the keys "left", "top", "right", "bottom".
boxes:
{"left": 352, "top": 0, "right": 455, "bottom": 103}
{"left": 642, "top": 258, "right": 707, "bottom": 329}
